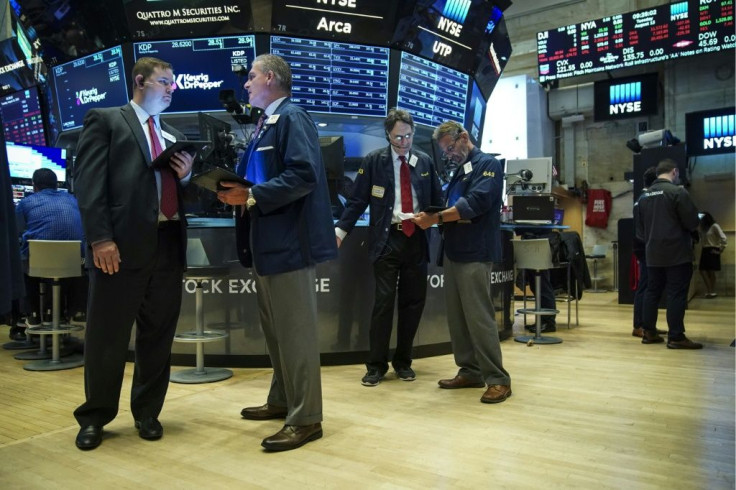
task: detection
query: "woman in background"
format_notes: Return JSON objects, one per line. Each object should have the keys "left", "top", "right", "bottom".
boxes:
{"left": 698, "top": 212, "right": 727, "bottom": 298}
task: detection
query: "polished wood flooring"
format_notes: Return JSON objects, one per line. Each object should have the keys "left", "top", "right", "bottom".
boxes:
{"left": 0, "top": 292, "right": 733, "bottom": 489}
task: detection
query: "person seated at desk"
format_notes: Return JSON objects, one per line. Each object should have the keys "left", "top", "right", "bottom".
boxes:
{"left": 12, "top": 168, "right": 86, "bottom": 339}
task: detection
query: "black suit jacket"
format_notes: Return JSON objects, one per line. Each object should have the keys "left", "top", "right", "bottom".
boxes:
{"left": 74, "top": 104, "right": 188, "bottom": 268}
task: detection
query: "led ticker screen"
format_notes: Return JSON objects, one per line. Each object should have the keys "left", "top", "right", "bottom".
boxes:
{"left": 685, "top": 107, "right": 735, "bottom": 156}
{"left": 52, "top": 46, "right": 129, "bottom": 131}
{"left": 134, "top": 35, "right": 256, "bottom": 114}
{"left": 537, "top": 0, "right": 736, "bottom": 83}
{"left": 397, "top": 51, "right": 468, "bottom": 127}
{"left": 593, "top": 73, "right": 658, "bottom": 122}
{"left": 6, "top": 142, "right": 67, "bottom": 183}
{"left": 0, "top": 88, "right": 46, "bottom": 146}
{"left": 270, "top": 36, "right": 389, "bottom": 117}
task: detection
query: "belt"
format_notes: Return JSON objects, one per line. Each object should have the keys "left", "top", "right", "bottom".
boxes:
{"left": 391, "top": 222, "right": 406, "bottom": 231}
{"left": 158, "top": 220, "right": 180, "bottom": 230}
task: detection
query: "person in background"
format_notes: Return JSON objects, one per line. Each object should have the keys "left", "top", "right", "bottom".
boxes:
{"left": 13, "top": 168, "right": 86, "bottom": 338}
{"left": 334, "top": 108, "right": 443, "bottom": 387}
{"left": 72, "top": 57, "right": 195, "bottom": 450}
{"left": 636, "top": 159, "right": 702, "bottom": 349}
{"left": 414, "top": 120, "right": 512, "bottom": 404}
{"left": 217, "top": 54, "right": 337, "bottom": 451}
{"left": 698, "top": 211, "right": 727, "bottom": 298}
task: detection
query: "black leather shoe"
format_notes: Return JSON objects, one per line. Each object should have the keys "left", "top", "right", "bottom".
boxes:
{"left": 261, "top": 423, "right": 323, "bottom": 451}
{"left": 241, "top": 403, "right": 288, "bottom": 420}
{"left": 75, "top": 425, "right": 103, "bottom": 450}
{"left": 135, "top": 418, "right": 163, "bottom": 440}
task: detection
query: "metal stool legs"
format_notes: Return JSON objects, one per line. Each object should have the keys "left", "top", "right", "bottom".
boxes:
{"left": 515, "top": 270, "right": 563, "bottom": 344}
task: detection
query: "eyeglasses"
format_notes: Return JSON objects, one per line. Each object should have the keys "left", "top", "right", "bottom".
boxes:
{"left": 441, "top": 136, "right": 461, "bottom": 157}
{"left": 145, "top": 79, "right": 177, "bottom": 91}
{"left": 389, "top": 132, "right": 414, "bottom": 143}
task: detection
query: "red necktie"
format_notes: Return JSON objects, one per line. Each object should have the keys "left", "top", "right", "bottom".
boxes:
{"left": 148, "top": 117, "right": 177, "bottom": 219}
{"left": 254, "top": 113, "right": 267, "bottom": 138}
{"left": 399, "top": 155, "right": 415, "bottom": 237}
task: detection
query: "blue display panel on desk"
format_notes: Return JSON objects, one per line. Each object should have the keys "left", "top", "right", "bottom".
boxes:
{"left": 133, "top": 35, "right": 256, "bottom": 114}
{"left": 397, "top": 51, "right": 468, "bottom": 127}
{"left": 270, "top": 36, "right": 390, "bottom": 117}
{"left": 6, "top": 142, "right": 67, "bottom": 184}
{"left": 0, "top": 87, "right": 46, "bottom": 146}
{"left": 52, "top": 46, "right": 129, "bottom": 131}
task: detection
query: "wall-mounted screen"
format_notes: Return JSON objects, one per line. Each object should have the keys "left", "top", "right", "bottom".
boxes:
{"left": 474, "top": 10, "right": 511, "bottom": 100}
{"left": 270, "top": 36, "right": 390, "bottom": 117}
{"left": 134, "top": 35, "right": 256, "bottom": 114}
{"left": 6, "top": 142, "right": 67, "bottom": 183}
{"left": 537, "top": 0, "right": 735, "bottom": 83}
{"left": 685, "top": 107, "right": 735, "bottom": 157}
{"left": 0, "top": 87, "right": 46, "bottom": 146}
{"left": 465, "top": 81, "right": 486, "bottom": 144}
{"left": 397, "top": 51, "right": 468, "bottom": 127}
{"left": 52, "top": 45, "right": 129, "bottom": 131}
{"left": 593, "top": 73, "right": 658, "bottom": 122}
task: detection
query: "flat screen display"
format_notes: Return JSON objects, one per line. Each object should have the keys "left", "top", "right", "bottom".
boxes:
{"left": 593, "top": 73, "right": 658, "bottom": 122}
{"left": 397, "top": 51, "right": 468, "bottom": 127}
{"left": 0, "top": 87, "right": 46, "bottom": 146}
{"left": 52, "top": 46, "right": 129, "bottom": 131}
{"left": 270, "top": 36, "right": 390, "bottom": 117}
{"left": 465, "top": 81, "right": 486, "bottom": 144}
{"left": 474, "top": 10, "right": 511, "bottom": 100}
{"left": 6, "top": 142, "right": 67, "bottom": 183}
{"left": 537, "top": 0, "right": 735, "bottom": 83}
{"left": 134, "top": 35, "right": 256, "bottom": 114}
{"left": 685, "top": 106, "right": 735, "bottom": 157}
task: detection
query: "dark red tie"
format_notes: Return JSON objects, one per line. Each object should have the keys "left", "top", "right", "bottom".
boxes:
{"left": 254, "top": 113, "right": 267, "bottom": 138}
{"left": 399, "top": 155, "right": 415, "bottom": 237}
{"left": 148, "top": 117, "right": 177, "bottom": 219}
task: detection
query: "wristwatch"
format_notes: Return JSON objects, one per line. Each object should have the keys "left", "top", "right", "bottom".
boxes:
{"left": 437, "top": 211, "right": 444, "bottom": 225}
{"left": 246, "top": 193, "right": 256, "bottom": 209}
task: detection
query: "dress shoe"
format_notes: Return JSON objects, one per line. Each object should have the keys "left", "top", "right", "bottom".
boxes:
{"left": 261, "top": 423, "right": 323, "bottom": 451}
{"left": 667, "top": 336, "right": 703, "bottom": 350}
{"left": 641, "top": 330, "right": 664, "bottom": 344}
{"left": 632, "top": 327, "right": 667, "bottom": 338}
{"left": 480, "top": 385, "right": 512, "bottom": 404}
{"left": 241, "top": 403, "right": 288, "bottom": 420}
{"left": 438, "top": 375, "right": 485, "bottom": 389}
{"left": 525, "top": 322, "right": 556, "bottom": 333}
{"left": 8, "top": 326, "right": 26, "bottom": 341}
{"left": 135, "top": 418, "right": 163, "bottom": 440}
{"left": 75, "top": 425, "right": 103, "bottom": 450}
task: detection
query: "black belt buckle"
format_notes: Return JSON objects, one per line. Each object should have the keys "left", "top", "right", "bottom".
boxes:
{"left": 393, "top": 222, "right": 403, "bottom": 231}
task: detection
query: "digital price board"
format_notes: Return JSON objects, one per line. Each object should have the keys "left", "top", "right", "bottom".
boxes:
{"left": 271, "top": 0, "right": 400, "bottom": 45}
{"left": 270, "top": 36, "right": 389, "bottom": 117}
{"left": 397, "top": 51, "right": 469, "bottom": 127}
{"left": 134, "top": 35, "right": 256, "bottom": 114}
{"left": 52, "top": 46, "right": 129, "bottom": 131}
{"left": 537, "top": 0, "right": 735, "bottom": 83}
{"left": 0, "top": 87, "right": 46, "bottom": 146}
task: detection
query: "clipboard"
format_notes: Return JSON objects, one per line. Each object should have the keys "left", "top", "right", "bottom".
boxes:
{"left": 191, "top": 167, "right": 253, "bottom": 193}
{"left": 423, "top": 206, "right": 447, "bottom": 213}
{"left": 151, "top": 140, "right": 211, "bottom": 169}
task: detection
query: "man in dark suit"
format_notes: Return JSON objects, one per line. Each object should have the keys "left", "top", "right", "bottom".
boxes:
{"left": 217, "top": 54, "right": 337, "bottom": 452}
{"left": 335, "top": 108, "right": 443, "bottom": 387}
{"left": 72, "top": 57, "right": 195, "bottom": 450}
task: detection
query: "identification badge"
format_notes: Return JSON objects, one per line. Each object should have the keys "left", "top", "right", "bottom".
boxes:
{"left": 371, "top": 185, "right": 385, "bottom": 198}
{"left": 266, "top": 114, "right": 280, "bottom": 125}
{"left": 161, "top": 130, "right": 176, "bottom": 143}
{"left": 463, "top": 162, "right": 473, "bottom": 174}
{"left": 409, "top": 154, "right": 418, "bottom": 167}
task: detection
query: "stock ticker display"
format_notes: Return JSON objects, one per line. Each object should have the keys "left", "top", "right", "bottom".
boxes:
{"left": 270, "top": 36, "right": 390, "bottom": 117}
{"left": 0, "top": 88, "right": 46, "bottom": 146}
{"left": 537, "top": 0, "right": 735, "bottom": 83}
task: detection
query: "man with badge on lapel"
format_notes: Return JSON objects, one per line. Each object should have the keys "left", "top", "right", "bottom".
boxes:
{"left": 334, "top": 108, "right": 443, "bottom": 387}
{"left": 217, "top": 54, "right": 337, "bottom": 451}
{"left": 413, "top": 120, "right": 512, "bottom": 405}
{"left": 73, "top": 57, "right": 195, "bottom": 449}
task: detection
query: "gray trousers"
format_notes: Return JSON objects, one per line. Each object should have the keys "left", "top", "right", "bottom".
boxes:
{"left": 444, "top": 257, "right": 511, "bottom": 386}
{"left": 255, "top": 266, "right": 322, "bottom": 426}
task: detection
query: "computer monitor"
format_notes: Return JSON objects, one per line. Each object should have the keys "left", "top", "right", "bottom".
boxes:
{"left": 0, "top": 87, "right": 46, "bottom": 146}
{"left": 319, "top": 136, "right": 345, "bottom": 216}
{"left": 6, "top": 142, "right": 67, "bottom": 184}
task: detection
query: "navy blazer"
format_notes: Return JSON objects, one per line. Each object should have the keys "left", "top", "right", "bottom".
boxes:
{"left": 335, "top": 146, "right": 443, "bottom": 262}
{"left": 441, "top": 147, "right": 504, "bottom": 264}
{"left": 235, "top": 98, "right": 337, "bottom": 275}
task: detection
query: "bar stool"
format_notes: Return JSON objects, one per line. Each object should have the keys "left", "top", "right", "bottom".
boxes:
{"left": 23, "top": 240, "right": 85, "bottom": 371}
{"left": 586, "top": 244, "right": 608, "bottom": 292}
{"left": 513, "top": 239, "right": 562, "bottom": 345}
{"left": 170, "top": 239, "right": 233, "bottom": 384}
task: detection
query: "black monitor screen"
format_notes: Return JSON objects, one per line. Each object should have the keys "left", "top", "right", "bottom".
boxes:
{"left": 134, "top": 35, "right": 257, "bottom": 114}
{"left": 593, "top": 73, "right": 658, "bottom": 122}
{"left": 0, "top": 87, "right": 46, "bottom": 146}
{"left": 52, "top": 46, "right": 129, "bottom": 131}
{"left": 6, "top": 142, "right": 67, "bottom": 183}
{"left": 685, "top": 107, "right": 735, "bottom": 157}
{"left": 465, "top": 81, "right": 486, "bottom": 144}
{"left": 270, "top": 36, "right": 390, "bottom": 117}
{"left": 397, "top": 51, "right": 468, "bottom": 127}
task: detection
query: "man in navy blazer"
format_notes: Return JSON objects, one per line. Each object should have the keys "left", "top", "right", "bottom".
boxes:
{"left": 335, "top": 108, "right": 443, "bottom": 387}
{"left": 73, "top": 57, "right": 195, "bottom": 449}
{"left": 217, "top": 54, "right": 337, "bottom": 451}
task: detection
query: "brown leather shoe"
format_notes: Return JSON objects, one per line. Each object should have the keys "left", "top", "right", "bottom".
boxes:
{"left": 241, "top": 403, "right": 288, "bottom": 420}
{"left": 481, "top": 385, "right": 512, "bottom": 404}
{"left": 633, "top": 327, "right": 667, "bottom": 337}
{"left": 667, "top": 336, "right": 703, "bottom": 350}
{"left": 641, "top": 330, "right": 664, "bottom": 344}
{"left": 261, "top": 423, "right": 323, "bottom": 451}
{"left": 438, "top": 375, "right": 485, "bottom": 389}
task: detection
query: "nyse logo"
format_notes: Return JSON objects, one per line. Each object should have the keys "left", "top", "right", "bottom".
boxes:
{"left": 441, "top": 0, "right": 471, "bottom": 24}
{"left": 703, "top": 114, "right": 735, "bottom": 150}
{"left": 609, "top": 82, "right": 642, "bottom": 115}
{"left": 670, "top": 1, "right": 689, "bottom": 21}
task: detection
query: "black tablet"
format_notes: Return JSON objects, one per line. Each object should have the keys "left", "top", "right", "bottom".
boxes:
{"left": 423, "top": 206, "right": 447, "bottom": 213}
{"left": 191, "top": 167, "right": 253, "bottom": 193}
{"left": 151, "top": 140, "right": 211, "bottom": 169}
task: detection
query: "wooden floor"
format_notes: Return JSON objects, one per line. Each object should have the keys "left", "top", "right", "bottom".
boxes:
{"left": 0, "top": 292, "right": 733, "bottom": 489}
